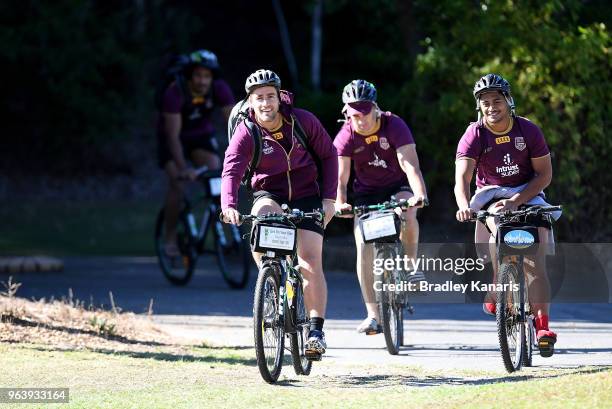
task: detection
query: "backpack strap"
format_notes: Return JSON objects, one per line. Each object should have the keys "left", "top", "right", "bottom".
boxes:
{"left": 241, "top": 118, "right": 262, "bottom": 191}
{"left": 291, "top": 113, "right": 323, "bottom": 183}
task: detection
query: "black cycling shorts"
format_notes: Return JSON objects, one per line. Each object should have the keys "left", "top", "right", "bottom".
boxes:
{"left": 353, "top": 181, "right": 413, "bottom": 207}
{"left": 252, "top": 191, "right": 324, "bottom": 236}
{"left": 157, "top": 133, "right": 219, "bottom": 169}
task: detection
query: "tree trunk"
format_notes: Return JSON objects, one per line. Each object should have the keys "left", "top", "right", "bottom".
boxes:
{"left": 310, "top": 0, "right": 323, "bottom": 91}
{"left": 272, "top": 0, "right": 299, "bottom": 91}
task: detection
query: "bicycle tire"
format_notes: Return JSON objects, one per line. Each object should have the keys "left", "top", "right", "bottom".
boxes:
{"left": 154, "top": 207, "right": 197, "bottom": 286}
{"left": 522, "top": 316, "right": 534, "bottom": 367}
{"left": 496, "top": 262, "right": 525, "bottom": 372}
{"left": 214, "top": 220, "right": 250, "bottom": 289}
{"left": 375, "top": 243, "right": 402, "bottom": 355}
{"left": 253, "top": 265, "right": 284, "bottom": 383}
{"left": 290, "top": 281, "right": 312, "bottom": 376}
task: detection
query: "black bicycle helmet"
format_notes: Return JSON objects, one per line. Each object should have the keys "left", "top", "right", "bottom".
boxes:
{"left": 187, "top": 49, "right": 220, "bottom": 73}
{"left": 342, "top": 80, "right": 377, "bottom": 104}
{"left": 245, "top": 69, "right": 281, "bottom": 94}
{"left": 473, "top": 73, "right": 515, "bottom": 113}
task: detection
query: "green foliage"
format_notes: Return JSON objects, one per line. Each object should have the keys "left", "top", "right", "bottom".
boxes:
{"left": 0, "top": 0, "right": 199, "bottom": 172}
{"left": 406, "top": 0, "right": 611, "bottom": 239}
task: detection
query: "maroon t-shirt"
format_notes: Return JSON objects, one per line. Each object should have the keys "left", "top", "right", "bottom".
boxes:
{"left": 159, "top": 79, "right": 234, "bottom": 140}
{"left": 334, "top": 112, "right": 414, "bottom": 194}
{"left": 456, "top": 116, "right": 550, "bottom": 188}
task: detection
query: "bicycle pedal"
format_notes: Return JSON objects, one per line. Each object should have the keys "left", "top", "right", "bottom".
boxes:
{"left": 304, "top": 351, "right": 322, "bottom": 361}
{"left": 538, "top": 337, "right": 555, "bottom": 358}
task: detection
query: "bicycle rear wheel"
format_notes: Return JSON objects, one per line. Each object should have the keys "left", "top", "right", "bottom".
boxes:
{"left": 290, "top": 281, "right": 312, "bottom": 375}
{"left": 253, "top": 265, "right": 284, "bottom": 383}
{"left": 214, "top": 220, "right": 250, "bottom": 289}
{"left": 155, "top": 207, "right": 197, "bottom": 286}
{"left": 496, "top": 262, "right": 525, "bottom": 372}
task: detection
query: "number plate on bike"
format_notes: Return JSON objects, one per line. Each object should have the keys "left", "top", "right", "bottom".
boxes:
{"left": 208, "top": 178, "right": 222, "bottom": 197}
{"left": 498, "top": 224, "right": 539, "bottom": 255}
{"left": 252, "top": 223, "right": 297, "bottom": 256}
{"left": 359, "top": 213, "right": 400, "bottom": 243}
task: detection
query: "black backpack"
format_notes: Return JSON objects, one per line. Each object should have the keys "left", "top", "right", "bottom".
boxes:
{"left": 154, "top": 54, "right": 192, "bottom": 111}
{"left": 227, "top": 97, "right": 323, "bottom": 190}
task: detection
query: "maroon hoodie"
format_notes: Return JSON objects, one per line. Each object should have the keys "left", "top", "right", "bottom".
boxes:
{"left": 221, "top": 92, "right": 338, "bottom": 210}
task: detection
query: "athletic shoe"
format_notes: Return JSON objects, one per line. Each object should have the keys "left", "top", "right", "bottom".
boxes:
{"left": 356, "top": 317, "right": 383, "bottom": 335}
{"left": 305, "top": 330, "right": 326, "bottom": 360}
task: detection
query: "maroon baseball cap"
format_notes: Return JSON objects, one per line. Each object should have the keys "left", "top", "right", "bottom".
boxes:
{"left": 343, "top": 100, "right": 374, "bottom": 116}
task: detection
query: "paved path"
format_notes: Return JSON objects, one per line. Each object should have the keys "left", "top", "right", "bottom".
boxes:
{"left": 4, "top": 256, "right": 612, "bottom": 372}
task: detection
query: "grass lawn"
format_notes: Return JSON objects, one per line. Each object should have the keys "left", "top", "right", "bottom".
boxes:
{"left": 0, "top": 343, "right": 610, "bottom": 409}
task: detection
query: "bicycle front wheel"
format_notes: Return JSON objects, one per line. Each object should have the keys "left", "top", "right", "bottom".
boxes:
{"left": 214, "top": 220, "right": 250, "bottom": 289}
{"left": 290, "top": 280, "right": 312, "bottom": 376}
{"left": 154, "top": 207, "right": 197, "bottom": 286}
{"left": 253, "top": 265, "right": 284, "bottom": 383}
{"left": 496, "top": 262, "right": 525, "bottom": 372}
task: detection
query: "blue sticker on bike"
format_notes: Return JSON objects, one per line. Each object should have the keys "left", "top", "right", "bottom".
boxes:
{"left": 503, "top": 230, "right": 535, "bottom": 249}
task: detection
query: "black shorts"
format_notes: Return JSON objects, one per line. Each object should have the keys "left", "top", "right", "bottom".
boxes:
{"left": 353, "top": 181, "right": 413, "bottom": 207}
{"left": 252, "top": 191, "right": 324, "bottom": 236}
{"left": 157, "top": 133, "right": 219, "bottom": 169}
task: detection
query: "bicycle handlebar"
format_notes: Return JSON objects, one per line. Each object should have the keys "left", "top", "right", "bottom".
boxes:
{"left": 176, "top": 166, "right": 221, "bottom": 181}
{"left": 469, "top": 205, "right": 562, "bottom": 222}
{"left": 335, "top": 198, "right": 429, "bottom": 217}
{"left": 220, "top": 205, "right": 325, "bottom": 225}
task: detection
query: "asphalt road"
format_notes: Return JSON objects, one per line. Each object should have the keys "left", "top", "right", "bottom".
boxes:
{"left": 4, "top": 256, "right": 612, "bottom": 371}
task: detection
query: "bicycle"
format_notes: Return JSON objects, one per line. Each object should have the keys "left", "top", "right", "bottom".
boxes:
{"left": 155, "top": 166, "right": 250, "bottom": 287}
{"left": 337, "top": 198, "right": 427, "bottom": 355}
{"left": 222, "top": 206, "right": 324, "bottom": 384}
{"left": 470, "top": 205, "right": 561, "bottom": 372}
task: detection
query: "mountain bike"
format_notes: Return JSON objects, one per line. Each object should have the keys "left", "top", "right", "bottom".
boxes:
{"left": 337, "top": 198, "right": 427, "bottom": 355}
{"left": 155, "top": 166, "right": 250, "bottom": 287}
{"left": 471, "top": 205, "right": 561, "bottom": 372}
{"left": 222, "top": 206, "right": 324, "bottom": 383}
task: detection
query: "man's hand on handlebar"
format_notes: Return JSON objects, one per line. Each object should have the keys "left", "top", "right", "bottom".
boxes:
{"left": 407, "top": 195, "right": 428, "bottom": 208}
{"left": 322, "top": 200, "right": 335, "bottom": 227}
{"left": 334, "top": 202, "right": 353, "bottom": 218}
{"left": 222, "top": 208, "right": 242, "bottom": 225}
{"left": 456, "top": 207, "right": 474, "bottom": 222}
{"left": 178, "top": 167, "right": 199, "bottom": 182}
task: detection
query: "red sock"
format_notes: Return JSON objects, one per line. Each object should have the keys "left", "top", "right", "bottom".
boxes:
{"left": 535, "top": 314, "right": 550, "bottom": 331}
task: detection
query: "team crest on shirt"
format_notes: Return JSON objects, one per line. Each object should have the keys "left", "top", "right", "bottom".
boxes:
{"left": 515, "top": 137, "right": 526, "bottom": 151}
{"left": 379, "top": 137, "right": 390, "bottom": 150}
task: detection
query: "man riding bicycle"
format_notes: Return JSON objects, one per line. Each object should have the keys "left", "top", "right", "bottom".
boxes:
{"left": 157, "top": 49, "right": 235, "bottom": 257}
{"left": 454, "top": 73, "right": 561, "bottom": 356}
{"left": 333, "top": 80, "right": 428, "bottom": 335}
{"left": 221, "top": 69, "right": 338, "bottom": 359}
